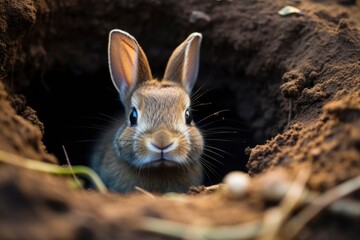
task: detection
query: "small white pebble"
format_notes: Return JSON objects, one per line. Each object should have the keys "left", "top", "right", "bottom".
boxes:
{"left": 278, "top": 6, "right": 302, "bottom": 16}
{"left": 260, "top": 171, "right": 292, "bottom": 201}
{"left": 223, "top": 171, "right": 251, "bottom": 198}
{"left": 189, "top": 10, "right": 211, "bottom": 23}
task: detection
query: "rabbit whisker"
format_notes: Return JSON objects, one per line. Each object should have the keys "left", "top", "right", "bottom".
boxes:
{"left": 84, "top": 116, "right": 118, "bottom": 125}
{"left": 97, "top": 113, "right": 122, "bottom": 123}
{"left": 203, "top": 147, "right": 224, "bottom": 159}
{"left": 201, "top": 152, "right": 224, "bottom": 166}
{"left": 197, "top": 119, "right": 230, "bottom": 129}
{"left": 195, "top": 109, "right": 230, "bottom": 125}
{"left": 203, "top": 126, "right": 239, "bottom": 131}
{"left": 67, "top": 139, "right": 102, "bottom": 143}
{"left": 191, "top": 102, "right": 212, "bottom": 108}
{"left": 199, "top": 157, "right": 222, "bottom": 178}
{"left": 67, "top": 125, "right": 113, "bottom": 131}
{"left": 198, "top": 159, "right": 212, "bottom": 181}
{"left": 205, "top": 138, "right": 236, "bottom": 143}
{"left": 190, "top": 83, "right": 208, "bottom": 102}
{"left": 203, "top": 131, "right": 238, "bottom": 135}
{"left": 205, "top": 145, "right": 234, "bottom": 157}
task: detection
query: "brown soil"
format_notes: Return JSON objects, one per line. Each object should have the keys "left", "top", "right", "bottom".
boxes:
{"left": 1, "top": 0, "right": 359, "bottom": 239}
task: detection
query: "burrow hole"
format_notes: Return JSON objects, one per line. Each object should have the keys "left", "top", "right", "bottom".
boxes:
{"left": 25, "top": 48, "right": 283, "bottom": 186}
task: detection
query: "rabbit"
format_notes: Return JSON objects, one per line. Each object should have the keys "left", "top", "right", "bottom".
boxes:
{"left": 90, "top": 29, "right": 204, "bottom": 193}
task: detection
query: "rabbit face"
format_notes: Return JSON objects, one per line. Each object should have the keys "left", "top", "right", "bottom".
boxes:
{"left": 114, "top": 80, "right": 203, "bottom": 169}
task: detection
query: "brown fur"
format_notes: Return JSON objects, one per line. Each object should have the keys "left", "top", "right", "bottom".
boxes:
{"left": 91, "top": 80, "right": 203, "bottom": 193}
{"left": 91, "top": 30, "right": 204, "bottom": 193}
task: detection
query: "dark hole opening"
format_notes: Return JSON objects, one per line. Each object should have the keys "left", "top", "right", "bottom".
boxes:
{"left": 25, "top": 64, "right": 257, "bottom": 186}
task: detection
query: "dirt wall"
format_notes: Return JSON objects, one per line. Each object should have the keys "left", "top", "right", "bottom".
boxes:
{"left": 0, "top": 0, "right": 359, "bottom": 239}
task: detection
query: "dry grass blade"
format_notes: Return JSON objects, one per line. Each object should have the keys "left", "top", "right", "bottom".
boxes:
{"left": 0, "top": 149, "right": 107, "bottom": 193}
{"left": 134, "top": 186, "right": 156, "bottom": 199}
{"left": 205, "top": 184, "right": 223, "bottom": 191}
{"left": 139, "top": 216, "right": 262, "bottom": 240}
{"left": 283, "top": 175, "right": 360, "bottom": 239}
{"left": 257, "top": 167, "right": 311, "bottom": 240}
{"left": 62, "top": 145, "right": 82, "bottom": 188}
{"left": 138, "top": 168, "right": 312, "bottom": 240}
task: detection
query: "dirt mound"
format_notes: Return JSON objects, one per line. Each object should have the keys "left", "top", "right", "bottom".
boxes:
{"left": 0, "top": 0, "right": 359, "bottom": 239}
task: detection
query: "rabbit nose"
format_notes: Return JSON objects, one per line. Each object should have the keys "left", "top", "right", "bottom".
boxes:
{"left": 150, "top": 130, "right": 175, "bottom": 151}
{"left": 151, "top": 142, "right": 174, "bottom": 150}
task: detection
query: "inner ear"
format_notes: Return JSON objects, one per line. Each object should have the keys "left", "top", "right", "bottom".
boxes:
{"left": 108, "top": 29, "right": 152, "bottom": 102}
{"left": 163, "top": 33, "right": 202, "bottom": 93}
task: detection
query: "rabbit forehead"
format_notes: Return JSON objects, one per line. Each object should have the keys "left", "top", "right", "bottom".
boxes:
{"left": 132, "top": 82, "right": 190, "bottom": 110}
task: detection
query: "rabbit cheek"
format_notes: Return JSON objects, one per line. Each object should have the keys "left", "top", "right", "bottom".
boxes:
{"left": 113, "top": 127, "right": 139, "bottom": 166}
{"left": 186, "top": 127, "right": 204, "bottom": 162}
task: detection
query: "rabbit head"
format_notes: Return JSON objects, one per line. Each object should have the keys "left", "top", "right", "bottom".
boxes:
{"left": 108, "top": 29, "right": 204, "bottom": 171}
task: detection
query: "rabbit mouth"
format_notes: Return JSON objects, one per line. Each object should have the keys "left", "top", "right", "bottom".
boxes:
{"left": 145, "top": 158, "right": 179, "bottom": 168}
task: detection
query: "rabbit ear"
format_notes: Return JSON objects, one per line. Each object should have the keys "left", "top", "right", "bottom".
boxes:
{"left": 163, "top": 33, "right": 202, "bottom": 93}
{"left": 108, "top": 29, "right": 152, "bottom": 102}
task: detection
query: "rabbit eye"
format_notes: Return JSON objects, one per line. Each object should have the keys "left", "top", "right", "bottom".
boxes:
{"left": 129, "top": 108, "right": 138, "bottom": 126}
{"left": 185, "top": 109, "right": 192, "bottom": 125}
